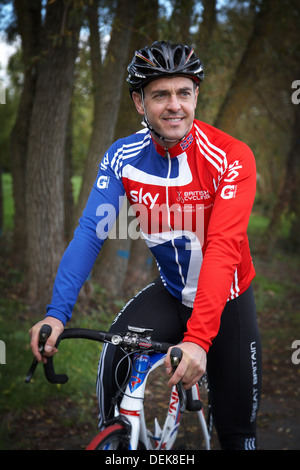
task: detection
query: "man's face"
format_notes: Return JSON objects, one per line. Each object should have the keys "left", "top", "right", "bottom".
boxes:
{"left": 132, "top": 76, "right": 199, "bottom": 148}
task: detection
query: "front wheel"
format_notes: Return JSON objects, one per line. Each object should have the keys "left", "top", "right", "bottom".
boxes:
{"left": 86, "top": 423, "right": 130, "bottom": 450}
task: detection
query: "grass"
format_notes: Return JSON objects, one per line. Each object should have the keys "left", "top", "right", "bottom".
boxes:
{"left": 1, "top": 173, "right": 14, "bottom": 232}
{"left": 0, "top": 282, "right": 115, "bottom": 410}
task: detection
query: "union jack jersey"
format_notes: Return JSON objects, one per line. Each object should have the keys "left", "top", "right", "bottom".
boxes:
{"left": 47, "top": 120, "right": 256, "bottom": 351}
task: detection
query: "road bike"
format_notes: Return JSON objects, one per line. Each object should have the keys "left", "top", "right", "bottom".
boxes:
{"left": 26, "top": 324, "right": 212, "bottom": 450}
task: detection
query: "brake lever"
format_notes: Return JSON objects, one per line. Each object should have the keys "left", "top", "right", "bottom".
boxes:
{"left": 25, "top": 324, "right": 52, "bottom": 383}
{"left": 170, "top": 347, "right": 187, "bottom": 413}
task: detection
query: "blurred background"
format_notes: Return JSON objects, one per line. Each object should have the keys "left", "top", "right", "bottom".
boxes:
{"left": 0, "top": 0, "right": 299, "bottom": 450}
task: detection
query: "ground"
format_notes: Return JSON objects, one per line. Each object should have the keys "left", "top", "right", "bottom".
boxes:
{"left": 4, "top": 354, "right": 300, "bottom": 450}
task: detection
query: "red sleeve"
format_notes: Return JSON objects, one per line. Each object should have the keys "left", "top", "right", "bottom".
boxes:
{"left": 183, "top": 142, "right": 256, "bottom": 352}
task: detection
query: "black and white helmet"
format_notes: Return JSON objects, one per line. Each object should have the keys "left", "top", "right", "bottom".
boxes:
{"left": 127, "top": 40, "right": 204, "bottom": 92}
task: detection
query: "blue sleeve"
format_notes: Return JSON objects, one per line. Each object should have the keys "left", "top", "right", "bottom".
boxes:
{"left": 46, "top": 152, "right": 125, "bottom": 325}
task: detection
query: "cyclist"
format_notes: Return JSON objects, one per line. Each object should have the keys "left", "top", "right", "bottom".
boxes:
{"left": 29, "top": 41, "right": 262, "bottom": 450}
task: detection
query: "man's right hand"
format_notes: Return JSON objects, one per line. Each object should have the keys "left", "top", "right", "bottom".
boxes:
{"left": 29, "top": 317, "right": 64, "bottom": 363}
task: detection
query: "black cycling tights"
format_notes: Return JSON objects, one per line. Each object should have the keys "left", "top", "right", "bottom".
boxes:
{"left": 96, "top": 277, "right": 262, "bottom": 450}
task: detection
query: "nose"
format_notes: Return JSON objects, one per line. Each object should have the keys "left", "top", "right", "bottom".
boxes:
{"left": 166, "top": 93, "right": 181, "bottom": 112}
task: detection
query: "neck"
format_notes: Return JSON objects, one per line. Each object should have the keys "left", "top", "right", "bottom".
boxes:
{"left": 151, "top": 132, "right": 181, "bottom": 149}
{"left": 150, "top": 124, "right": 195, "bottom": 158}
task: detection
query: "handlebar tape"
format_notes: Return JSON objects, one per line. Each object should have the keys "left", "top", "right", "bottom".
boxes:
{"left": 43, "top": 356, "right": 68, "bottom": 384}
{"left": 186, "top": 388, "right": 203, "bottom": 411}
{"left": 42, "top": 328, "right": 115, "bottom": 384}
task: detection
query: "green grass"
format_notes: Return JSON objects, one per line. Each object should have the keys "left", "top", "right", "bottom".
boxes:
{"left": 72, "top": 174, "right": 82, "bottom": 203}
{"left": 0, "top": 295, "right": 114, "bottom": 413}
{"left": 248, "top": 212, "right": 269, "bottom": 236}
{"left": 1, "top": 173, "right": 14, "bottom": 232}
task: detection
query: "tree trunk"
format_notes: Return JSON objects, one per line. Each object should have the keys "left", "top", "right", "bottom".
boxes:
{"left": 73, "top": 0, "right": 135, "bottom": 294}
{"left": 74, "top": 0, "right": 136, "bottom": 223}
{"left": 213, "top": 0, "right": 274, "bottom": 134}
{"left": 120, "top": 0, "right": 160, "bottom": 296}
{"left": 25, "top": 0, "right": 81, "bottom": 309}
{"left": 0, "top": 166, "right": 2, "bottom": 234}
{"left": 169, "top": 0, "right": 195, "bottom": 44}
{"left": 198, "top": 0, "right": 217, "bottom": 53}
{"left": 122, "top": 236, "right": 157, "bottom": 297}
{"left": 10, "top": 0, "right": 41, "bottom": 266}
{"left": 262, "top": 104, "right": 300, "bottom": 252}
{"left": 64, "top": 105, "right": 75, "bottom": 240}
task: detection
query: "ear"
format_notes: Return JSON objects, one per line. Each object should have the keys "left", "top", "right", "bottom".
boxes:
{"left": 132, "top": 91, "right": 145, "bottom": 116}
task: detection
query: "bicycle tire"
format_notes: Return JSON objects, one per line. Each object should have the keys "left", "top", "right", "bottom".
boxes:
{"left": 86, "top": 423, "right": 130, "bottom": 450}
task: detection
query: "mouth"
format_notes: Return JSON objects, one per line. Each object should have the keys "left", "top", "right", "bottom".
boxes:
{"left": 163, "top": 117, "right": 184, "bottom": 122}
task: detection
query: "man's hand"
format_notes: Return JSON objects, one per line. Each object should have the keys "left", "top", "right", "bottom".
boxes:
{"left": 29, "top": 317, "right": 64, "bottom": 363}
{"left": 164, "top": 342, "right": 207, "bottom": 389}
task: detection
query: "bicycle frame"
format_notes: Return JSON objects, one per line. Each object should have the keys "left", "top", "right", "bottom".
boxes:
{"left": 116, "top": 351, "right": 211, "bottom": 450}
{"left": 26, "top": 325, "right": 212, "bottom": 450}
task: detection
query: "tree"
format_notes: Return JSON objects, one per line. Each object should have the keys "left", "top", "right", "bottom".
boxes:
{"left": 198, "top": 0, "right": 216, "bottom": 52}
{"left": 25, "top": 0, "right": 82, "bottom": 308}
{"left": 213, "top": 0, "right": 273, "bottom": 134}
{"left": 73, "top": 0, "right": 136, "bottom": 294}
{"left": 120, "top": 0, "right": 160, "bottom": 296}
{"left": 10, "top": 0, "right": 41, "bottom": 265}
{"left": 74, "top": 0, "right": 136, "bottom": 224}
{"left": 168, "top": 0, "right": 195, "bottom": 44}
{"left": 262, "top": 95, "right": 300, "bottom": 253}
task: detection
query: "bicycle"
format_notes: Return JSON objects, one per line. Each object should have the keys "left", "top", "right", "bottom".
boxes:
{"left": 26, "top": 324, "right": 212, "bottom": 450}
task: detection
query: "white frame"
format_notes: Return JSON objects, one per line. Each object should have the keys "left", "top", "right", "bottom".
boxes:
{"left": 112, "top": 351, "right": 211, "bottom": 450}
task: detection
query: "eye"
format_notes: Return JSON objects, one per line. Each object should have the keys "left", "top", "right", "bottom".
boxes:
{"left": 178, "top": 90, "right": 191, "bottom": 98}
{"left": 154, "top": 92, "right": 166, "bottom": 99}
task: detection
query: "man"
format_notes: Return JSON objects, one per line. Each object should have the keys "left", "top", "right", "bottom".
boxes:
{"left": 30, "top": 41, "right": 262, "bottom": 450}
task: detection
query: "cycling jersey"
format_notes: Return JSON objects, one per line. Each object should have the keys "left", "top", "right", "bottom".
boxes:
{"left": 46, "top": 119, "right": 256, "bottom": 352}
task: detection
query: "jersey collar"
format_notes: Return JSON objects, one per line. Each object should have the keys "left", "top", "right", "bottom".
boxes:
{"left": 151, "top": 122, "right": 195, "bottom": 158}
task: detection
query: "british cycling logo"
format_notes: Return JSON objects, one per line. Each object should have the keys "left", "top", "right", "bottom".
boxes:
{"left": 291, "top": 80, "right": 300, "bottom": 104}
{"left": 291, "top": 340, "right": 300, "bottom": 365}
{"left": 0, "top": 340, "right": 6, "bottom": 364}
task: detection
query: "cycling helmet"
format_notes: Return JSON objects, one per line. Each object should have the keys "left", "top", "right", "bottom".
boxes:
{"left": 127, "top": 40, "right": 204, "bottom": 92}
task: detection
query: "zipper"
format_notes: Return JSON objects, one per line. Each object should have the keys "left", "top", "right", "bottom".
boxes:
{"left": 165, "top": 148, "right": 185, "bottom": 287}
{"left": 165, "top": 148, "right": 172, "bottom": 230}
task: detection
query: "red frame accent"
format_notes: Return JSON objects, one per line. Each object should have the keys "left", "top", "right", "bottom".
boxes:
{"left": 120, "top": 408, "right": 140, "bottom": 417}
